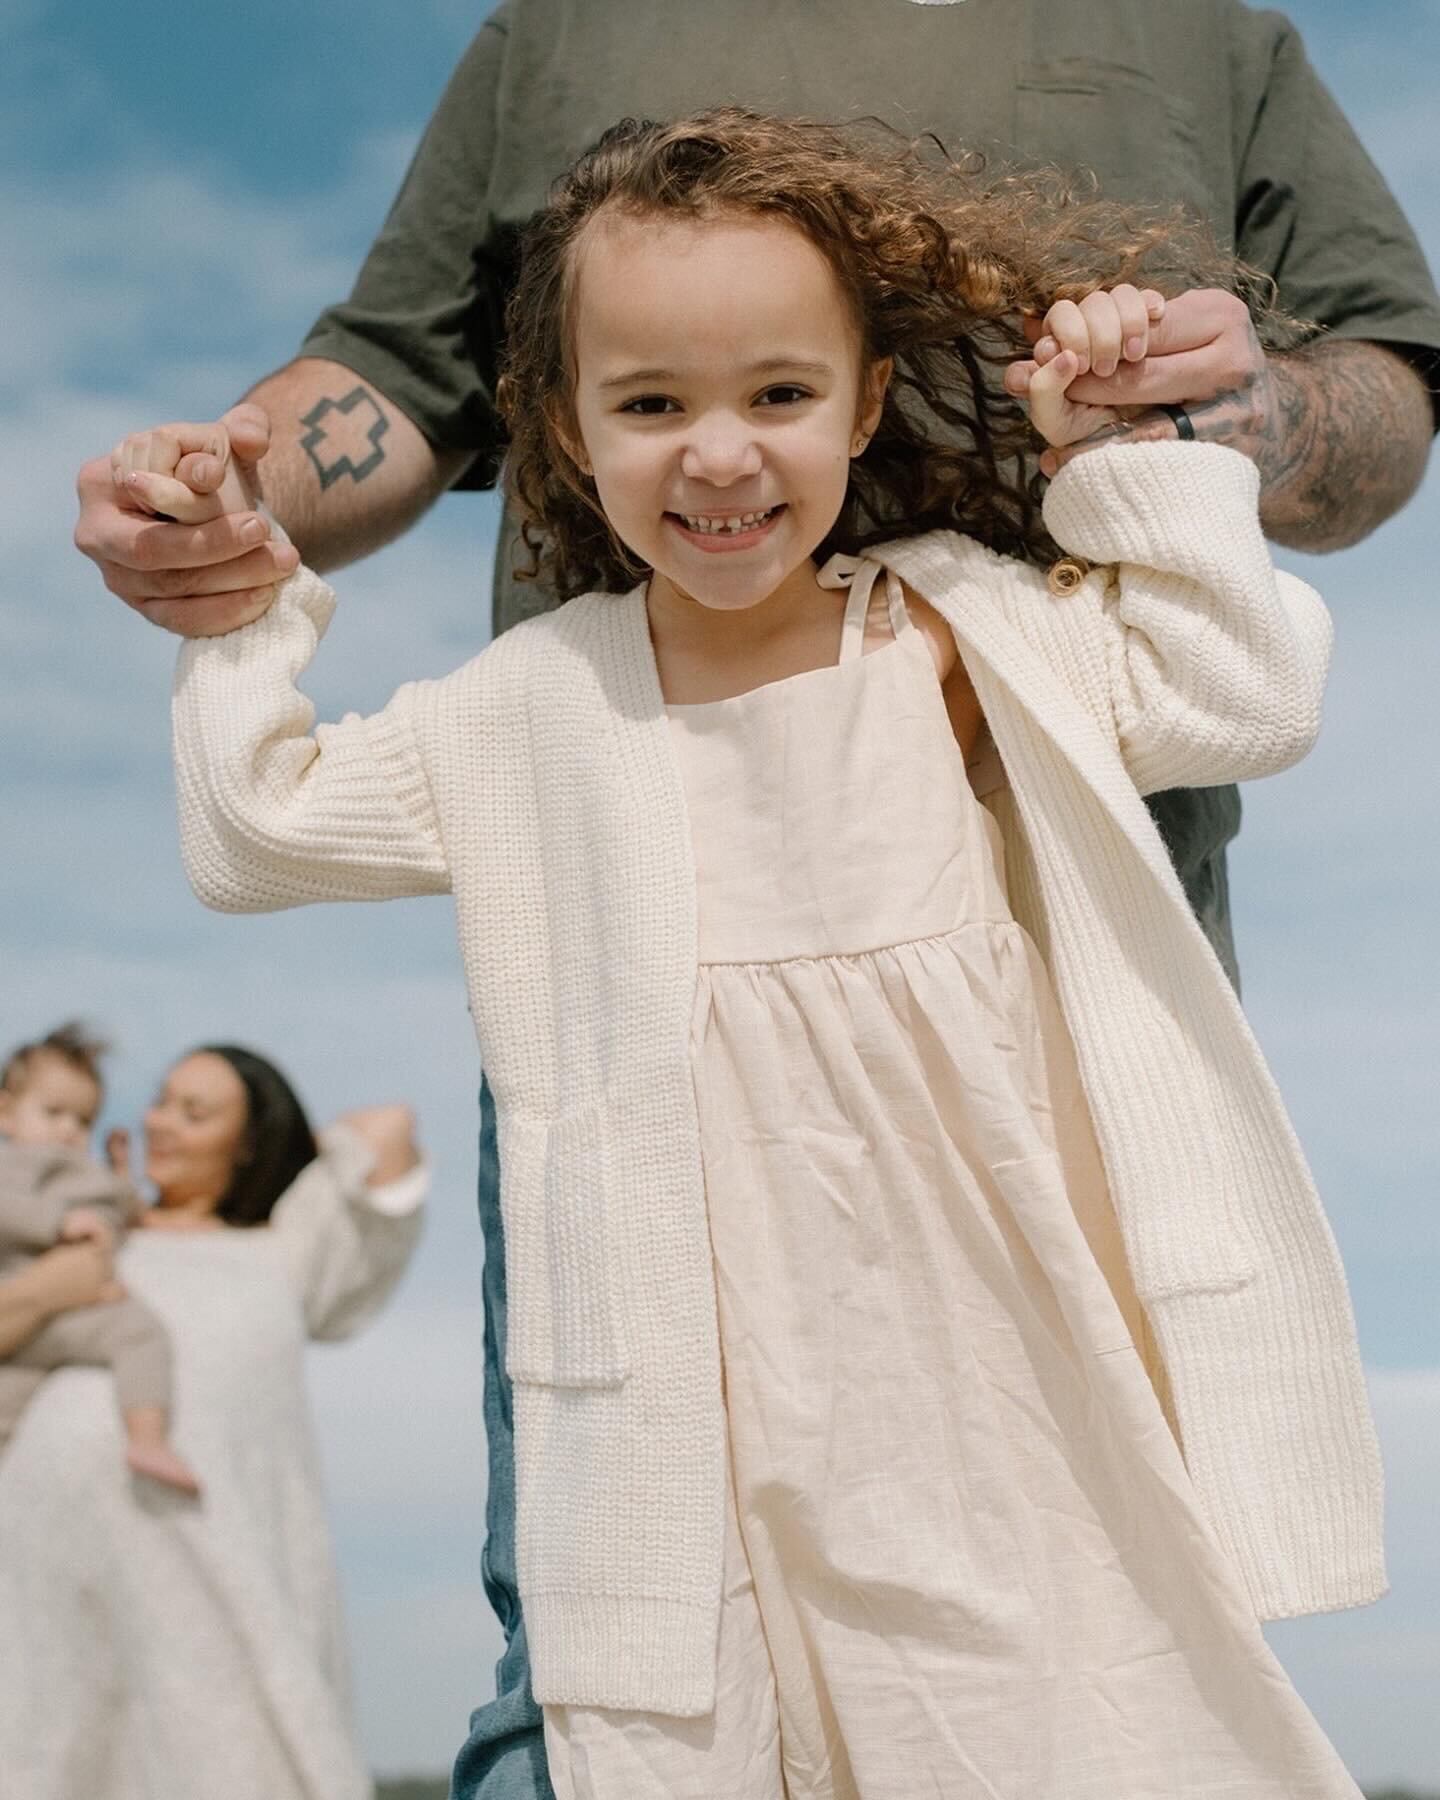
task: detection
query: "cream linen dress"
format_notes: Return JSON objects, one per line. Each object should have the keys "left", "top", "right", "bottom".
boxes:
{"left": 542, "top": 560, "right": 1363, "bottom": 1800}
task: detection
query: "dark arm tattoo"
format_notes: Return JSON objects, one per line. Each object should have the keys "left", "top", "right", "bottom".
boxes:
{"left": 1246, "top": 341, "right": 1432, "bottom": 552}
{"left": 298, "top": 386, "right": 391, "bottom": 491}
{"left": 1066, "top": 334, "right": 1432, "bottom": 553}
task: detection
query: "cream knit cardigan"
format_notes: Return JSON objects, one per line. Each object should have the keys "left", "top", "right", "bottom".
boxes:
{"left": 173, "top": 440, "right": 1384, "bottom": 1716}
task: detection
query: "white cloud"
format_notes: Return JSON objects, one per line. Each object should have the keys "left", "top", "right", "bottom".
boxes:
{"left": 0, "top": 173, "right": 357, "bottom": 396}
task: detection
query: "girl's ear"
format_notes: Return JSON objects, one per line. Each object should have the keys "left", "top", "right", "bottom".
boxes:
{"left": 853, "top": 356, "right": 894, "bottom": 456}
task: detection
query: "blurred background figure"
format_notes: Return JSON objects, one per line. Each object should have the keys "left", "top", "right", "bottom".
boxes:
{"left": 0, "top": 1043, "right": 425, "bottom": 1800}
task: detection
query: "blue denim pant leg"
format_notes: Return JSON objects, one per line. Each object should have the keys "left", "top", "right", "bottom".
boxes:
{"left": 450, "top": 1078, "right": 557, "bottom": 1800}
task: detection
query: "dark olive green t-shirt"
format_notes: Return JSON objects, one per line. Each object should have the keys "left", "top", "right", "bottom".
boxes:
{"left": 300, "top": 0, "right": 1440, "bottom": 982}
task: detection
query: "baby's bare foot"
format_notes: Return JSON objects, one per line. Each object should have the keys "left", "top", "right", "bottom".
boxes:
{"left": 126, "top": 1439, "right": 202, "bottom": 1496}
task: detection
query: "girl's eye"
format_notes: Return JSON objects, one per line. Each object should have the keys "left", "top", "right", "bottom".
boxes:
{"left": 755, "top": 385, "right": 812, "bottom": 407}
{"left": 619, "top": 395, "right": 678, "bottom": 416}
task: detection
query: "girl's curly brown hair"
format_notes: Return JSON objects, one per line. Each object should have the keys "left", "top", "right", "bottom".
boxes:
{"left": 498, "top": 107, "right": 1272, "bottom": 598}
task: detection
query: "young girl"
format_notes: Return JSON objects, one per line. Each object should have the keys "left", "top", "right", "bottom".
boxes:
{"left": 119, "top": 111, "right": 1380, "bottom": 1799}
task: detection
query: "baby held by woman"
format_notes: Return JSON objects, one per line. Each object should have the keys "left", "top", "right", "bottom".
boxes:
{"left": 0, "top": 1024, "right": 199, "bottom": 1493}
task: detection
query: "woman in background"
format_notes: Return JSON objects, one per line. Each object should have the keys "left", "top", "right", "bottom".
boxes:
{"left": 0, "top": 1042, "right": 425, "bottom": 1800}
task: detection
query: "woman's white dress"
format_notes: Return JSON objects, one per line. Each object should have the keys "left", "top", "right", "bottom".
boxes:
{"left": 0, "top": 1122, "right": 424, "bottom": 1800}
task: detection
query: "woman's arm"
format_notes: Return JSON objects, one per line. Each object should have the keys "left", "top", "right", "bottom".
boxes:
{"left": 0, "top": 1245, "right": 121, "bottom": 1359}
{"left": 269, "top": 1115, "right": 427, "bottom": 1341}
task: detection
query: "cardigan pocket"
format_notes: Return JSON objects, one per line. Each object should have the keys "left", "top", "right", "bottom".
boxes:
{"left": 497, "top": 1104, "right": 631, "bottom": 1389}
{"left": 1121, "top": 1179, "right": 1258, "bottom": 1305}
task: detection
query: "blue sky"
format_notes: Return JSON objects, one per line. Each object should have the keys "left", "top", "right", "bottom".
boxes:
{"left": 3, "top": 0, "right": 1438, "bottom": 1784}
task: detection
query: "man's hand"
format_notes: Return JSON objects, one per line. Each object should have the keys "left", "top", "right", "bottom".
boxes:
{"left": 1009, "top": 286, "right": 1433, "bottom": 547}
{"left": 1009, "top": 287, "right": 1264, "bottom": 474}
{"left": 75, "top": 403, "right": 299, "bottom": 638}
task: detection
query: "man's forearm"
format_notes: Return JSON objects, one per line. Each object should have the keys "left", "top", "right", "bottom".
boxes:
{"left": 243, "top": 358, "right": 477, "bottom": 572}
{"left": 1219, "top": 340, "right": 1431, "bottom": 553}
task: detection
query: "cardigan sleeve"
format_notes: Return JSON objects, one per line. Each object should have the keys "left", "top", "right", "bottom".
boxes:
{"left": 1039, "top": 440, "right": 1333, "bottom": 797}
{"left": 172, "top": 568, "right": 453, "bottom": 912}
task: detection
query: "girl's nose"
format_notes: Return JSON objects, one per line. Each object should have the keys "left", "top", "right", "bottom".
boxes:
{"left": 680, "top": 420, "right": 762, "bottom": 485}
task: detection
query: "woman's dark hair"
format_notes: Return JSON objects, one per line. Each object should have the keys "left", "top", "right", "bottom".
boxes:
{"left": 499, "top": 107, "right": 1291, "bottom": 594}
{"left": 196, "top": 1044, "right": 319, "bottom": 1228}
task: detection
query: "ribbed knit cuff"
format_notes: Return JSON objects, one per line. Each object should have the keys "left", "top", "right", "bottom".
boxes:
{"left": 1042, "top": 439, "right": 1260, "bottom": 568}
{"left": 525, "top": 1590, "right": 719, "bottom": 1717}
{"left": 1147, "top": 1278, "right": 1387, "bottom": 1621}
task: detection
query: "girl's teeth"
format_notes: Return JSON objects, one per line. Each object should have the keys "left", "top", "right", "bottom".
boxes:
{"left": 681, "top": 508, "right": 775, "bottom": 534}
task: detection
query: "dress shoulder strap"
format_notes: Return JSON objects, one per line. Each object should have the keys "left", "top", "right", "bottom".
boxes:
{"left": 837, "top": 560, "right": 883, "bottom": 663}
{"left": 820, "top": 554, "right": 916, "bottom": 663}
{"left": 881, "top": 567, "right": 916, "bottom": 642}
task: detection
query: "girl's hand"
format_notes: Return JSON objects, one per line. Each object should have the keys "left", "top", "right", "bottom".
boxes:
{"left": 110, "top": 413, "right": 259, "bottom": 527}
{"left": 1016, "top": 286, "right": 1166, "bottom": 463}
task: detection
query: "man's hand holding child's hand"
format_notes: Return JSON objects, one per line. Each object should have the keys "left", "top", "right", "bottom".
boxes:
{"left": 1009, "top": 285, "right": 1272, "bottom": 475}
{"left": 77, "top": 403, "right": 297, "bottom": 639}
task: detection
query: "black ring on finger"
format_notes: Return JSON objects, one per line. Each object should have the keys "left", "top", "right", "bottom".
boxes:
{"left": 1159, "top": 402, "right": 1195, "bottom": 441}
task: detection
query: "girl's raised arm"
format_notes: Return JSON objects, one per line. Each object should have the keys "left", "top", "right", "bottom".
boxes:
{"left": 1038, "top": 439, "right": 1332, "bottom": 796}
{"left": 1014, "top": 291, "right": 1333, "bottom": 796}
{"left": 172, "top": 565, "right": 452, "bottom": 912}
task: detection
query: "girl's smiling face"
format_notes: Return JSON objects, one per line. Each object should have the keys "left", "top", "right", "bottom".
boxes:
{"left": 566, "top": 209, "right": 889, "bottom": 614}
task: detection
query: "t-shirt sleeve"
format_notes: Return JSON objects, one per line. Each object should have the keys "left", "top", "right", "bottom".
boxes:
{"left": 1232, "top": 9, "right": 1440, "bottom": 417}
{"left": 298, "top": 4, "right": 514, "bottom": 488}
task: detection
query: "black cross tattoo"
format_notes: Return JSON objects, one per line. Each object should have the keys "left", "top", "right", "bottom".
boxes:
{"left": 299, "top": 387, "right": 391, "bottom": 490}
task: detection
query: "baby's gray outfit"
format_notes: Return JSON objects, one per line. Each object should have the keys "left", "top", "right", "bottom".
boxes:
{"left": 0, "top": 1141, "right": 172, "bottom": 1448}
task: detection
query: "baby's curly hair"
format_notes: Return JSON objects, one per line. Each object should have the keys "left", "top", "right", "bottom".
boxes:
{"left": 499, "top": 107, "right": 1275, "bottom": 597}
